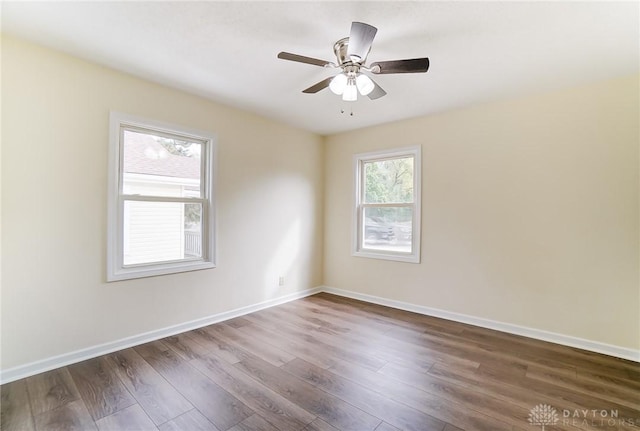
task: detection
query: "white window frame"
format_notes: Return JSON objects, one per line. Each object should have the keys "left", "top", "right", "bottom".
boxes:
{"left": 352, "top": 146, "right": 421, "bottom": 263}
{"left": 107, "top": 112, "right": 217, "bottom": 281}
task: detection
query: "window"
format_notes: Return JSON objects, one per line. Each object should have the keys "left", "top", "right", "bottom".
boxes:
{"left": 353, "top": 146, "right": 421, "bottom": 263}
{"left": 107, "top": 112, "right": 216, "bottom": 281}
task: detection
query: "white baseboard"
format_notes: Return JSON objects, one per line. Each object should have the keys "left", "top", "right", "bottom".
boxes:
{"left": 3, "top": 284, "right": 637, "bottom": 384}
{"left": 321, "top": 286, "right": 640, "bottom": 363}
{"left": 0, "top": 287, "right": 322, "bottom": 384}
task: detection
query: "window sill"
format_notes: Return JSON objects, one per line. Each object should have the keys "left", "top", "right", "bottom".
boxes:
{"left": 352, "top": 249, "right": 420, "bottom": 264}
{"left": 107, "top": 260, "right": 215, "bottom": 282}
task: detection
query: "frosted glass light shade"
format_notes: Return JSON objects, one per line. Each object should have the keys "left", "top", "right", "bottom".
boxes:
{"left": 342, "top": 80, "right": 358, "bottom": 101}
{"left": 356, "top": 74, "right": 375, "bottom": 96}
{"left": 329, "top": 74, "right": 348, "bottom": 95}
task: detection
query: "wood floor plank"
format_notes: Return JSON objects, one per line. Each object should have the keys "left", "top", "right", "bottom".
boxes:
{"left": 235, "top": 355, "right": 382, "bottom": 431}
{"left": 106, "top": 348, "right": 193, "bottom": 425}
{"left": 134, "top": 341, "right": 253, "bottom": 430}
{"left": 374, "top": 422, "right": 402, "bottom": 431}
{"left": 33, "top": 399, "right": 97, "bottom": 431}
{"left": 328, "top": 357, "right": 513, "bottom": 431}
{"left": 306, "top": 295, "right": 420, "bottom": 335}
{"left": 376, "top": 324, "right": 521, "bottom": 376}
{"left": 258, "top": 303, "right": 345, "bottom": 336}
{"left": 377, "top": 362, "right": 530, "bottom": 429}
{"left": 157, "top": 409, "right": 220, "bottom": 431}
{"left": 277, "top": 301, "right": 352, "bottom": 333}
{"left": 95, "top": 403, "right": 157, "bottom": 431}
{"left": 204, "top": 322, "right": 297, "bottom": 367}
{"left": 311, "top": 293, "right": 448, "bottom": 333}
{"left": 298, "top": 296, "right": 418, "bottom": 344}
{"left": 429, "top": 361, "right": 639, "bottom": 431}
{"left": 309, "top": 294, "right": 464, "bottom": 336}
{"left": 310, "top": 294, "right": 578, "bottom": 380}
{"left": 225, "top": 317, "right": 252, "bottom": 329}
{"left": 279, "top": 296, "right": 397, "bottom": 340}
{"left": 526, "top": 364, "right": 640, "bottom": 410}
{"left": 238, "top": 319, "right": 337, "bottom": 369}
{"left": 476, "top": 359, "right": 528, "bottom": 380}
{"left": 162, "top": 333, "right": 211, "bottom": 361}
{"left": 191, "top": 351, "right": 316, "bottom": 431}
{"left": 3, "top": 293, "right": 639, "bottom": 431}
{"left": 474, "top": 360, "right": 640, "bottom": 422}
{"left": 292, "top": 297, "right": 482, "bottom": 372}
{"left": 376, "top": 352, "right": 598, "bottom": 430}
{"left": 373, "top": 331, "right": 480, "bottom": 374}
{"left": 283, "top": 357, "right": 446, "bottom": 431}
{"left": 459, "top": 325, "right": 640, "bottom": 379}
{"left": 227, "top": 413, "right": 280, "bottom": 431}
{"left": 577, "top": 367, "right": 640, "bottom": 393}
{"left": 422, "top": 330, "right": 579, "bottom": 379}
{"left": 133, "top": 339, "right": 171, "bottom": 358}
{"left": 188, "top": 327, "right": 251, "bottom": 364}
{"left": 254, "top": 306, "right": 388, "bottom": 370}
{"left": 302, "top": 418, "right": 341, "bottom": 431}
{"left": 67, "top": 356, "right": 136, "bottom": 420}
{"left": 413, "top": 361, "right": 590, "bottom": 431}
{"left": 26, "top": 367, "right": 81, "bottom": 415}
{"left": 295, "top": 300, "right": 464, "bottom": 363}
{"left": 1, "top": 379, "right": 35, "bottom": 431}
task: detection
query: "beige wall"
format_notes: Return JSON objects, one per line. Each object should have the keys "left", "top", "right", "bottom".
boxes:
{"left": 1, "top": 36, "right": 324, "bottom": 369}
{"left": 324, "top": 75, "right": 639, "bottom": 350}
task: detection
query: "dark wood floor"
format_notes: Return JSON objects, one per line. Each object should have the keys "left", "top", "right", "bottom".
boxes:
{"left": 2, "top": 293, "right": 639, "bottom": 431}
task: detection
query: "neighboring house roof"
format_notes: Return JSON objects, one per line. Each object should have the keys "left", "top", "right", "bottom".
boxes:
{"left": 123, "top": 131, "right": 201, "bottom": 180}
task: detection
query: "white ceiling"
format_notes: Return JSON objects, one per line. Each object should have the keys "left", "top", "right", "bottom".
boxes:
{"left": 2, "top": 1, "right": 638, "bottom": 135}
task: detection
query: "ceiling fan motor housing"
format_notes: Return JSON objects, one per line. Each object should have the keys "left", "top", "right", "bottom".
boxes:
{"left": 333, "top": 38, "right": 350, "bottom": 65}
{"left": 333, "top": 37, "right": 370, "bottom": 66}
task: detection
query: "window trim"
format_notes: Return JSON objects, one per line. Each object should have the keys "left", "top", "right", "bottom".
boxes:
{"left": 107, "top": 112, "right": 217, "bottom": 282}
{"left": 352, "top": 146, "right": 421, "bottom": 263}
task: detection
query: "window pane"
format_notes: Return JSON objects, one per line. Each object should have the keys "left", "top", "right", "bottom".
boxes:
{"left": 364, "top": 156, "right": 414, "bottom": 203}
{"left": 123, "top": 200, "right": 202, "bottom": 265}
{"left": 122, "top": 129, "right": 202, "bottom": 198}
{"left": 363, "top": 206, "right": 412, "bottom": 253}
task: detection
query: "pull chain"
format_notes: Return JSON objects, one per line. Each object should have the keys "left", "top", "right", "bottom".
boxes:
{"left": 340, "top": 105, "right": 355, "bottom": 117}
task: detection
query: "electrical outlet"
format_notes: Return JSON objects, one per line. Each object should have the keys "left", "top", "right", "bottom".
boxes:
{"left": 278, "top": 276, "right": 285, "bottom": 286}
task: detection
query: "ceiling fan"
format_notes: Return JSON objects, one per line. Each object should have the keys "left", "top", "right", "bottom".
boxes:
{"left": 277, "top": 22, "right": 430, "bottom": 102}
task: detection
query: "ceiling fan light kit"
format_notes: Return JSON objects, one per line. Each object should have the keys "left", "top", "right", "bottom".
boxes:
{"left": 342, "top": 78, "right": 358, "bottom": 101}
{"left": 278, "top": 21, "right": 430, "bottom": 102}
{"left": 356, "top": 74, "right": 375, "bottom": 96}
{"left": 329, "top": 73, "right": 347, "bottom": 94}
{"left": 328, "top": 69, "right": 374, "bottom": 101}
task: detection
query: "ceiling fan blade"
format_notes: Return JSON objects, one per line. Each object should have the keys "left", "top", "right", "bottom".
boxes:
{"left": 302, "top": 76, "right": 334, "bottom": 93}
{"left": 278, "top": 52, "right": 331, "bottom": 67}
{"left": 347, "top": 22, "right": 377, "bottom": 63}
{"left": 367, "top": 79, "right": 387, "bottom": 100}
{"left": 370, "top": 58, "right": 430, "bottom": 74}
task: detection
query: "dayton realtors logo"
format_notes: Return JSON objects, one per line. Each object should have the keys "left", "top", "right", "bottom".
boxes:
{"left": 528, "top": 405, "right": 639, "bottom": 429}
{"left": 528, "top": 404, "right": 559, "bottom": 430}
